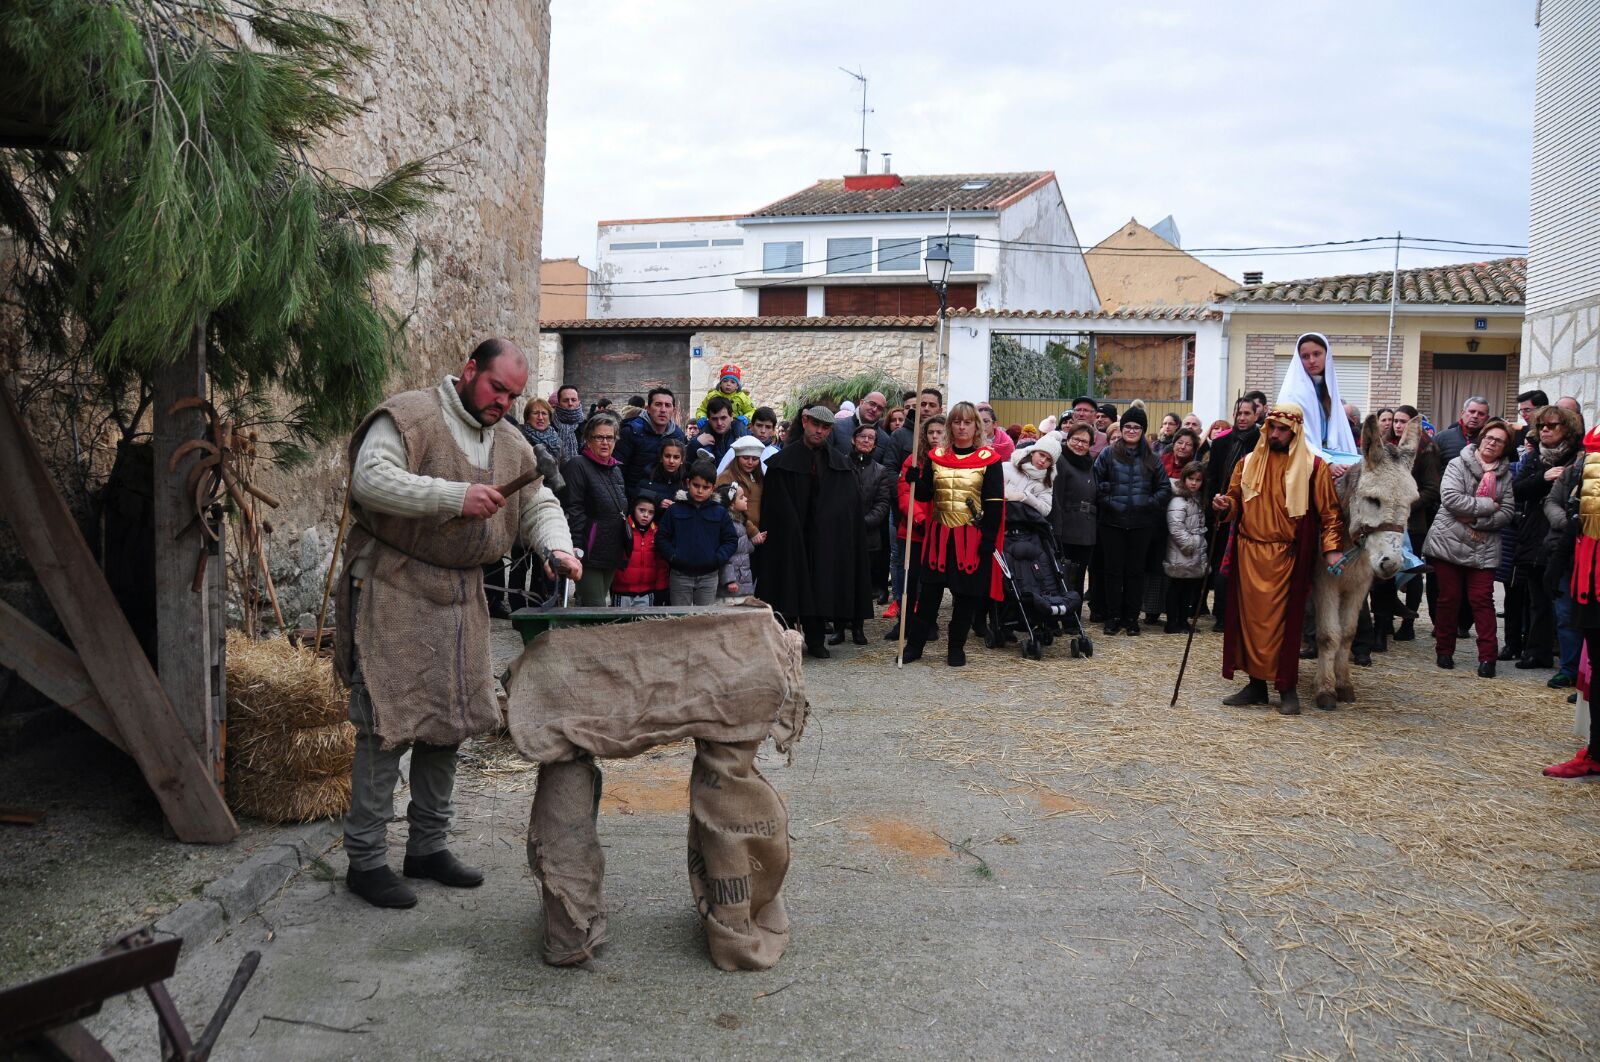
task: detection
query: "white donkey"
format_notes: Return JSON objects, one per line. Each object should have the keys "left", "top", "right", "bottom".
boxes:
{"left": 1311, "top": 416, "right": 1420, "bottom": 711}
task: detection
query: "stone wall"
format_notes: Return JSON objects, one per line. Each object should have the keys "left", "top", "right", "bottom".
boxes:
{"left": 1522, "top": 296, "right": 1600, "bottom": 415}
{"left": 245, "top": 0, "right": 552, "bottom": 627}
{"left": 687, "top": 327, "right": 938, "bottom": 415}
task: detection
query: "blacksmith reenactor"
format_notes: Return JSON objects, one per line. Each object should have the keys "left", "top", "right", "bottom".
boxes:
{"left": 335, "top": 338, "right": 578, "bottom": 908}
{"left": 1212, "top": 402, "right": 1345, "bottom": 714}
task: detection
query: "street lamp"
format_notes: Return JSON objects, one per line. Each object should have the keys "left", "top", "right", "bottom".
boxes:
{"left": 926, "top": 239, "right": 952, "bottom": 394}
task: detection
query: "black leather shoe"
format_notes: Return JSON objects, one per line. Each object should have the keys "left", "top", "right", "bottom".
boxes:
{"left": 1477, "top": 661, "right": 1496, "bottom": 679}
{"left": 1352, "top": 653, "right": 1372, "bottom": 667}
{"left": 1104, "top": 620, "right": 1122, "bottom": 636}
{"left": 807, "top": 643, "right": 832, "bottom": 659}
{"left": 1515, "top": 656, "right": 1553, "bottom": 670}
{"left": 947, "top": 646, "right": 967, "bottom": 667}
{"left": 1394, "top": 619, "right": 1415, "bottom": 641}
{"left": 1299, "top": 643, "right": 1317, "bottom": 660}
{"left": 347, "top": 865, "right": 418, "bottom": 908}
{"left": 1436, "top": 654, "right": 1454, "bottom": 670}
{"left": 403, "top": 850, "right": 484, "bottom": 888}
{"left": 1499, "top": 645, "right": 1521, "bottom": 662}
{"left": 1124, "top": 621, "right": 1141, "bottom": 637}
{"left": 852, "top": 626, "right": 869, "bottom": 646}
{"left": 901, "top": 641, "right": 925, "bottom": 664}
{"left": 827, "top": 630, "right": 846, "bottom": 646}
{"left": 883, "top": 622, "right": 900, "bottom": 640}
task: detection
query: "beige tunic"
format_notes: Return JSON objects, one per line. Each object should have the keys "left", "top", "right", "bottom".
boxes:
{"left": 335, "top": 387, "right": 539, "bottom": 748}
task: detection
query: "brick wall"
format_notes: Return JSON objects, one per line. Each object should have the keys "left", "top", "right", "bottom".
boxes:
{"left": 1416, "top": 349, "right": 1434, "bottom": 420}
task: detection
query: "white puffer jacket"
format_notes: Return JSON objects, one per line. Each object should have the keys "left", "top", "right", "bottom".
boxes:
{"left": 1163, "top": 485, "right": 1208, "bottom": 578}
{"left": 1003, "top": 435, "right": 1061, "bottom": 518}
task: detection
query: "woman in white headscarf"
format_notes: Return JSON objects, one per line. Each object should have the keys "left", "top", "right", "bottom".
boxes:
{"left": 1276, "top": 332, "right": 1358, "bottom": 463}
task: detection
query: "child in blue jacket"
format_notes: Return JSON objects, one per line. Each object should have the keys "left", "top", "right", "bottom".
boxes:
{"left": 656, "top": 461, "right": 738, "bottom": 605}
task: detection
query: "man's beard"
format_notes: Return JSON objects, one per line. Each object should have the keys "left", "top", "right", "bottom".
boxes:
{"left": 458, "top": 382, "right": 498, "bottom": 426}
{"left": 1269, "top": 438, "right": 1290, "bottom": 453}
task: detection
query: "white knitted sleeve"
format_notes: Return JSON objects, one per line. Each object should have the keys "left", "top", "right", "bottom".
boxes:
{"left": 351, "top": 413, "right": 469, "bottom": 518}
{"left": 519, "top": 482, "right": 575, "bottom": 555}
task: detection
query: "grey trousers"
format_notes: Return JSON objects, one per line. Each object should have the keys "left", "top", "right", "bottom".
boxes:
{"left": 670, "top": 569, "right": 719, "bottom": 605}
{"left": 342, "top": 597, "right": 460, "bottom": 872}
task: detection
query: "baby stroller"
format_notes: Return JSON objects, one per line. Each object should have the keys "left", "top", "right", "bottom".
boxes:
{"left": 987, "top": 503, "right": 1093, "bottom": 660}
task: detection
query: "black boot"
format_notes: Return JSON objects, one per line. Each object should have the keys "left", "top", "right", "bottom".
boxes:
{"left": 901, "top": 638, "right": 925, "bottom": 664}
{"left": 1394, "top": 617, "right": 1415, "bottom": 641}
{"left": 852, "top": 624, "right": 868, "bottom": 646}
{"left": 1222, "top": 679, "right": 1269, "bottom": 706}
{"left": 884, "top": 622, "right": 900, "bottom": 640}
{"left": 1277, "top": 688, "right": 1302, "bottom": 715}
{"left": 403, "top": 849, "right": 484, "bottom": 888}
{"left": 1477, "top": 660, "right": 1496, "bottom": 678}
{"left": 827, "top": 629, "right": 846, "bottom": 646}
{"left": 947, "top": 643, "right": 967, "bottom": 667}
{"left": 1436, "top": 653, "right": 1454, "bottom": 670}
{"left": 347, "top": 865, "right": 418, "bottom": 909}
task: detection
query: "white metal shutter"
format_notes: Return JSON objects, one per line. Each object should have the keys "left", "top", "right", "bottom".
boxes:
{"left": 1273, "top": 356, "right": 1371, "bottom": 413}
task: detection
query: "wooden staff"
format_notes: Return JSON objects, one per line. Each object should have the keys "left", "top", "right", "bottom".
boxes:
{"left": 312, "top": 488, "right": 352, "bottom": 653}
{"left": 896, "top": 342, "right": 927, "bottom": 669}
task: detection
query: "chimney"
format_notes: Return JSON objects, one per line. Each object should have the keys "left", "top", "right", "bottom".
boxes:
{"left": 1243, "top": 270, "right": 1264, "bottom": 286}
{"left": 882, "top": 152, "right": 893, "bottom": 174}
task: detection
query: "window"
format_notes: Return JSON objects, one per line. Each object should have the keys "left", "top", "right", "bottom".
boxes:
{"left": 711, "top": 238, "right": 745, "bottom": 247}
{"left": 609, "top": 241, "right": 656, "bottom": 251}
{"left": 758, "top": 287, "right": 808, "bottom": 316}
{"left": 659, "top": 239, "right": 708, "bottom": 249}
{"left": 824, "top": 284, "right": 979, "bottom": 316}
{"left": 927, "top": 234, "right": 976, "bottom": 271}
{"left": 878, "top": 237, "right": 921, "bottom": 271}
{"left": 959, "top": 179, "right": 991, "bottom": 191}
{"left": 826, "top": 237, "right": 873, "bottom": 274}
{"left": 1273, "top": 354, "right": 1371, "bottom": 414}
{"left": 763, "top": 241, "right": 803, "bottom": 273}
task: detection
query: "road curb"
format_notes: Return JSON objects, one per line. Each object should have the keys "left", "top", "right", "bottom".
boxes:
{"left": 153, "top": 817, "right": 343, "bottom": 964}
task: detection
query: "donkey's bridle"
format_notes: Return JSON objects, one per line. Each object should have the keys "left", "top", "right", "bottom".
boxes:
{"left": 1328, "top": 522, "right": 1408, "bottom": 576}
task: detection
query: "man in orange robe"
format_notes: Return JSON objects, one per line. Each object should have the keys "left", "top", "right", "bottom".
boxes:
{"left": 1213, "top": 403, "right": 1345, "bottom": 714}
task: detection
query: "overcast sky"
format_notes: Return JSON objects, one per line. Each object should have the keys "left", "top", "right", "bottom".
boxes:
{"left": 541, "top": 1, "right": 1537, "bottom": 288}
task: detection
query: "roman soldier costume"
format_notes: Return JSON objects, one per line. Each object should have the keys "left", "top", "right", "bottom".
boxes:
{"left": 903, "top": 443, "right": 1005, "bottom": 666}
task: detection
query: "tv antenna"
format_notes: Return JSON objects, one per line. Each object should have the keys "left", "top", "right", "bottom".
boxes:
{"left": 839, "top": 66, "right": 871, "bottom": 174}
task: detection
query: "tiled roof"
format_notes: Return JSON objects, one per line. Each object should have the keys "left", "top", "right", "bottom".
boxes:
{"left": 949, "top": 304, "right": 1222, "bottom": 322}
{"left": 1225, "top": 257, "right": 1525, "bottom": 306}
{"left": 541, "top": 315, "right": 937, "bottom": 331}
{"left": 746, "top": 172, "right": 1054, "bottom": 218}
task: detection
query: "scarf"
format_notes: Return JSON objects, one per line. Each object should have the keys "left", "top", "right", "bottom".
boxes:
{"left": 581, "top": 444, "right": 618, "bottom": 467}
{"left": 1061, "top": 447, "right": 1093, "bottom": 471}
{"left": 517, "top": 418, "right": 563, "bottom": 459}
{"left": 1275, "top": 332, "right": 1358, "bottom": 463}
{"left": 1161, "top": 448, "right": 1188, "bottom": 479}
{"left": 553, "top": 405, "right": 583, "bottom": 461}
{"left": 1241, "top": 403, "right": 1315, "bottom": 519}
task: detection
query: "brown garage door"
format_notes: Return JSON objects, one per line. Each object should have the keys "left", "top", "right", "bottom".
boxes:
{"left": 558, "top": 334, "right": 692, "bottom": 423}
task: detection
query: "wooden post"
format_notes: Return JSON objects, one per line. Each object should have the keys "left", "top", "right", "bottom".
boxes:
{"left": 0, "top": 599, "right": 127, "bottom": 754}
{"left": 897, "top": 343, "right": 927, "bottom": 669}
{"left": 0, "top": 377, "right": 237, "bottom": 843}
{"left": 152, "top": 323, "right": 223, "bottom": 785}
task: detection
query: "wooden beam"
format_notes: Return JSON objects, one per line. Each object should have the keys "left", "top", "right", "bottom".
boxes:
{"left": 152, "top": 325, "right": 222, "bottom": 782}
{"left": 0, "top": 599, "right": 127, "bottom": 755}
{"left": 0, "top": 380, "right": 237, "bottom": 843}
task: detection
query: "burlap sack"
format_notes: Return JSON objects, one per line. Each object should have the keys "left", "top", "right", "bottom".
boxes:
{"left": 504, "top": 604, "right": 807, "bottom": 762}
{"left": 509, "top": 604, "right": 807, "bottom": 970}
{"left": 526, "top": 758, "right": 608, "bottom": 966}
{"left": 688, "top": 739, "right": 790, "bottom": 971}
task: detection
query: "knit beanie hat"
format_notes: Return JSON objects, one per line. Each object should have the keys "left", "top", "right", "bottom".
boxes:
{"left": 1121, "top": 406, "right": 1148, "bottom": 433}
{"left": 719, "top": 364, "right": 741, "bottom": 384}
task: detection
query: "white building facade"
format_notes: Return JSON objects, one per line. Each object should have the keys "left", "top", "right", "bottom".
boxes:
{"left": 588, "top": 172, "right": 1099, "bottom": 321}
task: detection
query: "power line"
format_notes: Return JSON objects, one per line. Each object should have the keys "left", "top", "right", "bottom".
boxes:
{"left": 540, "top": 232, "right": 1525, "bottom": 290}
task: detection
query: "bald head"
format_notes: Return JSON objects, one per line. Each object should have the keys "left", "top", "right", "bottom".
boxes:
{"left": 457, "top": 337, "right": 528, "bottom": 426}
{"left": 1558, "top": 396, "right": 1581, "bottom": 415}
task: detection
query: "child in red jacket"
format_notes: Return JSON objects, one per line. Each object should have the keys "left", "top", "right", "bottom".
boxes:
{"left": 612, "top": 498, "right": 669, "bottom": 607}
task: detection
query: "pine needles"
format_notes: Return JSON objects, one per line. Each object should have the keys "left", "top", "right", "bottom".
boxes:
{"left": 0, "top": 0, "right": 448, "bottom": 458}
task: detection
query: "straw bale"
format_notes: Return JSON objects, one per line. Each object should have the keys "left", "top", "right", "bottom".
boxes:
{"left": 230, "top": 721, "right": 354, "bottom": 779}
{"left": 225, "top": 630, "right": 346, "bottom": 730}
{"left": 229, "top": 770, "right": 351, "bottom": 825}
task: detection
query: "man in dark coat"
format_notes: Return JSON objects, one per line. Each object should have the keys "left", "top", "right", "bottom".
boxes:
{"left": 831, "top": 390, "right": 892, "bottom": 464}
{"left": 762, "top": 405, "right": 871, "bottom": 658}
{"left": 1203, "top": 397, "right": 1261, "bottom": 629}
{"left": 1434, "top": 395, "right": 1491, "bottom": 468}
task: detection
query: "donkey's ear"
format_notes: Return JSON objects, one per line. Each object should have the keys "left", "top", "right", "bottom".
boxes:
{"left": 1361, "top": 414, "right": 1384, "bottom": 465}
{"left": 1397, "top": 415, "right": 1420, "bottom": 463}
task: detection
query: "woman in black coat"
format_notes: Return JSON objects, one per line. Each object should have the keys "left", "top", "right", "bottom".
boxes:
{"left": 1051, "top": 421, "right": 1098, "bottom": 601}
{"left": 1091, "top": 407, "right": 1170, "bottom": 635}
{"left": 832, "top": 422, "right": 895, "bottom": 646}
{"left": 560, "top": 412, "right": 630, "bottom": 606}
